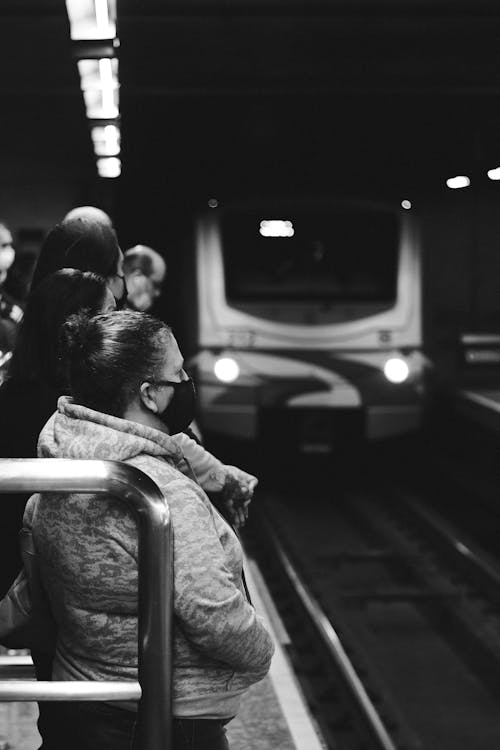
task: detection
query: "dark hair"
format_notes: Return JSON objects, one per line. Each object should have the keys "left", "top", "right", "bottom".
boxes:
{"left": 61, "top": 310, "right": 171, "bottom": 417}
{"left": 9, "top": 269, "right": 109, "bottom": 386}
{"left": 30, "top": 217, "right": 121, "bottom": 291}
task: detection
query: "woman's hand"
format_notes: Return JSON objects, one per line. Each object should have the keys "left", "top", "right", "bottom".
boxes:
{"left": 221, "top": 470, "right": 258, "bottom": 528}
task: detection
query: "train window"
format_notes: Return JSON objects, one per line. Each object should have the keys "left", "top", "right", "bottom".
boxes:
{"left": 221, "top": 207, "right": 399, "bottom": 306}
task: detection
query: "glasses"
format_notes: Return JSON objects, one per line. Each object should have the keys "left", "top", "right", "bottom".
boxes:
{"left": 149, "top": 371, "right": 190, "bottom": 388}
{"left": 149, "top": 378, "right": 183, "bottom": 387}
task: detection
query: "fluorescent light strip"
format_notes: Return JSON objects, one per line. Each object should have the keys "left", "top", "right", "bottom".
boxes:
{"left": 66, "top": 0, "right": 116, "bottom": 40}
{"left": 95, "top": 0, "right": 110, "bottom": 31}
{"left": 83, "top": 88, "right": 119, "bottom": 119}
{"left": 97, "top": 157, "right": 121, "bottom": 178}
{"left": 66, "top": 1, "right": 121, "bottom": 176}
{"left": 77, "top": 58, "right": 119, "bottom": 91}
{"left": 91, "top": 125, "right": 120, "bottom": 156}
{"left": 99, "top": 58, "right": 114, "bottom": 87}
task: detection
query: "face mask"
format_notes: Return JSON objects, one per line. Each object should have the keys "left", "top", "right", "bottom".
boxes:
{"left": 157, "top": 378, "right": 196, "bottom": 434}
{"left": 113, "top": 275, "right": 129, "bottom": 310}
{"left": 0, "top": 247, "right": 15, "bottom": 272}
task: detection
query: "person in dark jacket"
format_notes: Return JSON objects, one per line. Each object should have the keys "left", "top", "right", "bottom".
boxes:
{"left": 30, "top": 213, "right": 127, "bottom": 306}
{"left": 0, "top": 269, "right": 116, "bottom": 597}
{"left": 0, "top": 220, "right": 23, "bottom": 352}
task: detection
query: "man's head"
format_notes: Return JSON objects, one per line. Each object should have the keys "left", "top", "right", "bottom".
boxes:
{"left": 0, "top": 222, "right": 15, "bottom": 287}
{"left": 123, "top": 245, "right": 167, "bottom": 311}
{"left": 63, "top": 206, "right": 114, "bottom": 227}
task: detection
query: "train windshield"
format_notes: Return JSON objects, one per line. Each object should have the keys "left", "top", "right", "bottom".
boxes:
{"left": 222, "top": 206, "right": 399, "bottom": 315}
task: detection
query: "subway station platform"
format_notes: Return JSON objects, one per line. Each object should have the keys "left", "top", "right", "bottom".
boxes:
{"left": 0, "top": 555, "right": 325, "bottom": 750}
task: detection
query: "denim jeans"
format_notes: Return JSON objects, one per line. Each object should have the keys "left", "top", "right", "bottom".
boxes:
{"left": 38, "top": 701, "right": 231, "bottom": 750}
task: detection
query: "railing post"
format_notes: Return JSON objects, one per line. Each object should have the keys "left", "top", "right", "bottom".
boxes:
{"left": 0, "top": 458, "right": 173, "bottom": 750}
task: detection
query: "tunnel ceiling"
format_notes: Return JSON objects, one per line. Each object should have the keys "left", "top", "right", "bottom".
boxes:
{"left": 2, "top": 1, "right": 500, "bottom": 212}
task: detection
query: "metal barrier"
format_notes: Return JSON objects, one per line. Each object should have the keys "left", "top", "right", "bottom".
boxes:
{"left": 0, "top": 458, "right": 173, "bottom": 750}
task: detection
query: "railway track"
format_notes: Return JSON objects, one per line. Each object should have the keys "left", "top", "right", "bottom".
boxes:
{"left": 244, "top": 467, "right": 500, "bottom": 750}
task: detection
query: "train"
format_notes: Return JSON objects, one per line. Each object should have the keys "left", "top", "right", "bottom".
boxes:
{"left": 184, "top": 197, "right": 425, "bottom": 453}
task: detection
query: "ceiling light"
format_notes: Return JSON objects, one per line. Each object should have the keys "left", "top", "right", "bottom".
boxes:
{"left": 446, "top": 176, "right": 470, "bottom": 189}
{"left": 259, "top": 220, "right": 294, "bottom": 238}
{"left": 83, "top": 88, "right": 119, "bottom": 119}
{"left": 487, "top": 167, "right": 500, "bottom": 181}
{"left": 91, "top": 124, "right": 120, "bottom": 156}
{"left": 401, "top": 199, "right": 412, "bottom": 210}
{"left": 66, "top": 0, "right": 116, "bottom": 40}
{"left": 77, "top": 58, "right": 118, "bottom": 91}
{"left": 97, "top": 157, "right": 121, "bottom": 178}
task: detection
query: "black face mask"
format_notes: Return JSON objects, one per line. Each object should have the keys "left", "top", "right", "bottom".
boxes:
{"left": 113, "top": 275, "right": 129, "bottom": 310}
{"left": 156, "top": 378, "right": 196, "bottom": 434}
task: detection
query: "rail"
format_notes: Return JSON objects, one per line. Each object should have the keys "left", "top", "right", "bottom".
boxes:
{"left": 259, "top": 512, "right": 398, "bottom": 750}
{"left": 0, "top": 458, "right": 173, "bottom": 750}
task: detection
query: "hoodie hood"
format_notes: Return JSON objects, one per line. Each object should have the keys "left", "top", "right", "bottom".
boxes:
{"left": 38, "top": 396, "right": 185, "bottom": 467}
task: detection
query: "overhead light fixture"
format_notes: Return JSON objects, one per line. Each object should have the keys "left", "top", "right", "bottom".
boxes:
{"left": 83, "top": 88, "right": 119, "bottom": 119}
{"left": 97, "top": 156, "right": 121, "bottom": 178}
{"left": 91, "top": 124, "right": 120, "bottom": 156}
{"left": 259, "top": 220, "right": 295, "bottom": 238}
{"left": 401, "top": 199, "right": 412, "bottom": 210}
{"left": 66, "top": 0, "right": 116, "bottom": 40}
{"left": 77, "top": 58, "right": 118, "bottom": 90}
{"left": 66, "top": 1, "right": 121, "bottom": 177}
{"left": 446, "top": 176, "right": 470, "bottom": 189}
{"left": 487, "top": 167, "right": 500, "bottom": 181}
{"left": 78, "top": 58, "right": 119, "bottom": 117}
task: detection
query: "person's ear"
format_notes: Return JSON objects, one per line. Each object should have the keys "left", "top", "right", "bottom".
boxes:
{"left": 140, "top": 382, "right": 159, "bottom": 413}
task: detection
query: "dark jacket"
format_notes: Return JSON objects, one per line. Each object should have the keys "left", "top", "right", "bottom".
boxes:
{"left": 0, "top": 377, "right": 59, "bottom": 596}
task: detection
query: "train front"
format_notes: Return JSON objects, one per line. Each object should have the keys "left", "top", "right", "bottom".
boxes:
{"left": 188, "top": 199, "right": 425, "bottom": 456}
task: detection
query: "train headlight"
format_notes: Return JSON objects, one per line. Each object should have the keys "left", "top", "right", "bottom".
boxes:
{"left": 383, "top": 357, "right": 410, "bottom": 384}
{"left": 214, "top": 357, "right": 240, "bottom": 383}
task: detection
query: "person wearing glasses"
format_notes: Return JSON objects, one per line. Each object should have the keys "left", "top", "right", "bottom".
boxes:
{"left": 22, "top": 309, "right": 274, "bottom": 750}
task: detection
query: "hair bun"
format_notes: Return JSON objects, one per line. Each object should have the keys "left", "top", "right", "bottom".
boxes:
{"left": 60, "top": 310, "right": 95, "bottom": 360}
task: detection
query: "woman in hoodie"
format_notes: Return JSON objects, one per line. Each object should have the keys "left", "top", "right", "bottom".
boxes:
{"left": 0, "top": 269, "right": 255, "bottom": 599}
{"left": 23, "top": 309, "right": 274, "bottom": 750}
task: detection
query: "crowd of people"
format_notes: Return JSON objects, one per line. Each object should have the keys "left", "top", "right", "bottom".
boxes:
{"left": 0, "top": 208, "right": 274, "bottom": 750}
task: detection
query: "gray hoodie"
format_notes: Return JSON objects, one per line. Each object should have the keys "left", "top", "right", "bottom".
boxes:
{"left": 24, "top": 396, "right": 274, "bottom": 718}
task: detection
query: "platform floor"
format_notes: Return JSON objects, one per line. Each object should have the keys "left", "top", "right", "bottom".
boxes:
{"left": 0, "top": 678, "right": 297, "bottom": 750}
{"left": 0, "top": 555, "right": 325, "bottom": 750}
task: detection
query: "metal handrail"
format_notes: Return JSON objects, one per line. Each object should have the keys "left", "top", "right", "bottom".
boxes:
{"left": 0, "top": 458, "right": 173, "bottom": 750}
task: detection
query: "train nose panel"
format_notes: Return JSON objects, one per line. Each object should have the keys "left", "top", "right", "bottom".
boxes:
{"left": 259, "top": 406, "right": 365, "bottom": 460}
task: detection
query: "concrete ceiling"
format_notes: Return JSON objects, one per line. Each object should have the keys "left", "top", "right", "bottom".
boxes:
{"left": 2, "top": 1, "right": 500, "bottom": 229}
